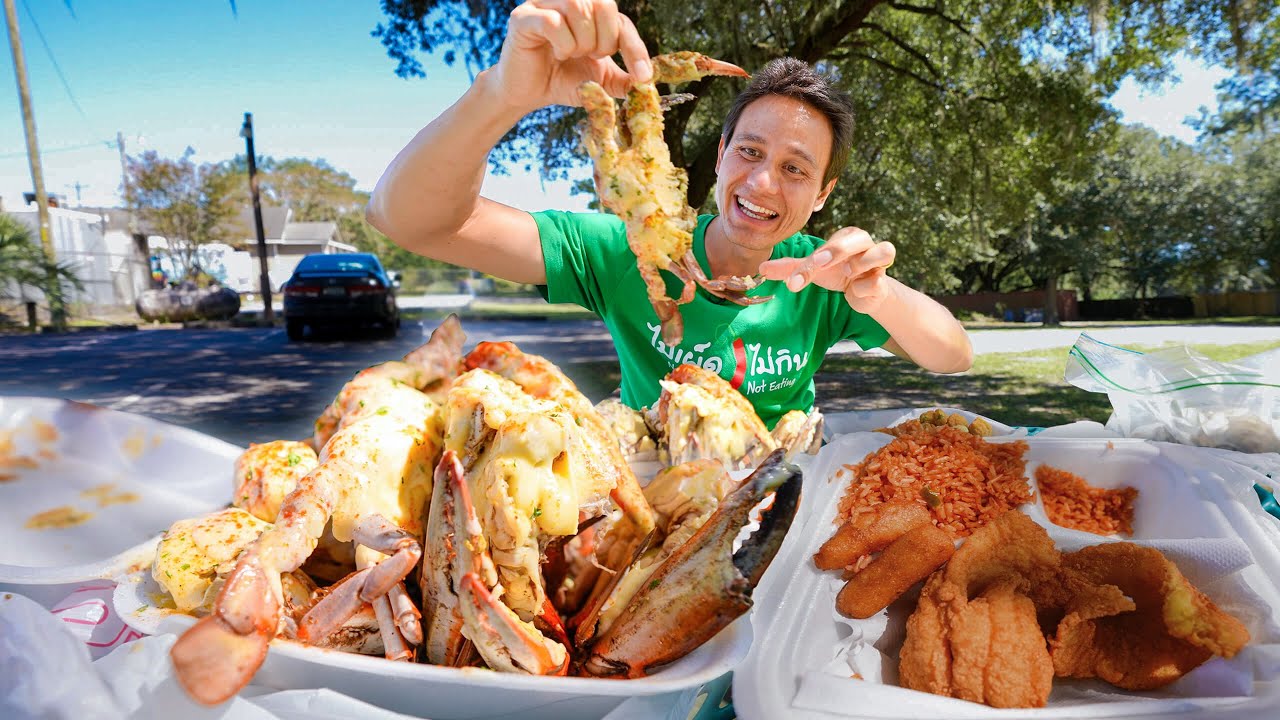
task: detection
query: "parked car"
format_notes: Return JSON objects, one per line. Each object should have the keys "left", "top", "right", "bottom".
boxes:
{"left": 282, "top": 253, "right": 400, "bottom": 340}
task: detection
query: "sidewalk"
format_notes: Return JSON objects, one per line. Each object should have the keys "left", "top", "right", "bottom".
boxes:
{"left": 835, "top": 324, "right": 1280, "bottom": 356}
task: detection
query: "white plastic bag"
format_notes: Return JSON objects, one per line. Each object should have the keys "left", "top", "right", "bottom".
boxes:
{"left": 1065, "top": 332, "right": 1280, "bottom": 453}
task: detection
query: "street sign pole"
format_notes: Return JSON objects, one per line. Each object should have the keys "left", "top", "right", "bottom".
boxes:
{"left": 240, "top": 112, "right": 273, "bottom": 325}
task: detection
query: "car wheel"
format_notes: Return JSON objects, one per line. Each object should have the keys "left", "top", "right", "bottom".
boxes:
{"left": 286, "top": 320, "right": 305, "bottom": 341}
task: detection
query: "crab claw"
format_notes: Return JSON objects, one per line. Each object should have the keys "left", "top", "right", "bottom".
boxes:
{"left": 652, "top": 52, "right": 750, "bottom": 84}
{"left": 171, "top": 560, "right": 278, "bottom": 705}
{"left": 584, "top": 449, "right": 802, "bottom": 677}
{"left": 674, "top": 250, "right": 773, "bottom": 307}
{"left": 427, "top": 449, "right": 570, "bottom": 675}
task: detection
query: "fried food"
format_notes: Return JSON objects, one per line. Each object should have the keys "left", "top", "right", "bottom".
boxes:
{"left": 1050, "top": 542, "right": 1250, "bottom": 690}
{"left": 899, "top": 511, "right": 1251, "bottom": 705}
{"left": 835, "top": 522, "right": 954, "bottom": 619}
{"left": 814, "top": 500, "right": 932, "bottom": 571}
{"left": 899, "top": 511, "right": 1058, "bottom": 708}
{"left": 947, "top": 578, "right": 1055, "bottom": 708}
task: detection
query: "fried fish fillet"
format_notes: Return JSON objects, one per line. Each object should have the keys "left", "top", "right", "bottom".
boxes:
{"left": 1050, "top": 542, "right": 1251, "bottom": 690}
{"left": 899, "top": 512, "right": 1058, "bottom": 708}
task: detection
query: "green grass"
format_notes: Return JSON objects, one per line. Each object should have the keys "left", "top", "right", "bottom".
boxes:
{"left": 559, "top": 340, "right": 1280, "bottom": 430}
{"left": 813, "top": 340, "right": 1280, "bottom": 428}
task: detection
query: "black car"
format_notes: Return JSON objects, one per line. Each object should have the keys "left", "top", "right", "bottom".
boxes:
{"left": 282, "top": 253, "right": 400, "bottom": 340}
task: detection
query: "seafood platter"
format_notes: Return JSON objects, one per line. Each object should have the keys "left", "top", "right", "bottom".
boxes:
{"left": 735, "top": 413, "right": 1280, "bottom": 719}
{"left": 0, "top": 314, "right": 811, "bottom": 720}
{"left": 7, "top": 47, "right": 1280, "bottom": 720}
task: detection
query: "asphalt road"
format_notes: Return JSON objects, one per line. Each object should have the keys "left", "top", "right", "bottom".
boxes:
{"left": 0, "top": 318, "right": 617, "bottom": 448}
{"left": 3, "top": 318, "right": 1278, "bottom": 448}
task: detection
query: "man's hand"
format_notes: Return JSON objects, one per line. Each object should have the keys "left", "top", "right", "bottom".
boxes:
{"left": 758, "top": 226, "right": 897, "bottom": 314}
{"left": 489, "top": 0, "right": 652, "bottom": 115}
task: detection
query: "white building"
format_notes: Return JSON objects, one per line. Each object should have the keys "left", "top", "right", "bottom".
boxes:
{"left": 5, "top": 201, "right": 355, "bottom": 305}
{"left": 7, "top": 205, "right": 150, "bottom": 307}
{"left": 235, "top": 208, "right": 355, "bottom": 292}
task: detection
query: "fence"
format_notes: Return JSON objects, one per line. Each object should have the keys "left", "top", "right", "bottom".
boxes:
{"left": 933, "top": 290, "right": 1079, "bottom": 322}
{"left": 1194, "top": 291, "right": 1280, "bottom": 317}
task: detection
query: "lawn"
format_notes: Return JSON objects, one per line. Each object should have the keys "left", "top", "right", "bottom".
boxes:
{"left": 564, "top": 340, "right": 1280, "bottom": 430}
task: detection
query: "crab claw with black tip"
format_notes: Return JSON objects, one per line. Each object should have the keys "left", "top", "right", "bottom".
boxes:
{"left": 583, "top": 448, "right": 802, "bottom": 677}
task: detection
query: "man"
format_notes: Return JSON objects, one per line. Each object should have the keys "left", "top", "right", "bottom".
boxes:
{"left": 367, "top": 0, "right": 973, "bottom": 428}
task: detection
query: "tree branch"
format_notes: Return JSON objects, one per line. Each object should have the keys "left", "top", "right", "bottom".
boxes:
{"left": 861, "top": 20, "right": 943, "bottom": 81}
{"left": 887, "top": 2, "right": 988, "bottom": 53}
{"left": 847, "top": 51, "right": 946, "bottom": 94}
{"left": 795, "top": 0, "right": 886, "bottom": 64}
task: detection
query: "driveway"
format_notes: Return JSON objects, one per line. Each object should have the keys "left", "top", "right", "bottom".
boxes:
{"left": 2, "top": 318, "right": 1276, "bottom": 448}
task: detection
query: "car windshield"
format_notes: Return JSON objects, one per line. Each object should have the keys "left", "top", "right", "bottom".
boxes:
{"left": 295, "top": 255, "right": 377, "bottom": 273}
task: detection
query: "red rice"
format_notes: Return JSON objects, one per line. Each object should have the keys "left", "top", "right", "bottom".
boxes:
{"left": 834, "top": 421, "right": 1032, "bottom": 537}
{"left": 1036, "top": 465, "right": 1137, "bottom": 535}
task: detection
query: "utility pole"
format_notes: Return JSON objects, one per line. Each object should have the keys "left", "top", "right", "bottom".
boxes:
{"left": 116, "top": 131, "right": 133, "bottom": 219}
{"left": 4, "top": 0, "right": 66, "bottom": 329}
{"left": 240, "top": 112, "right": 273, "bottom": 324}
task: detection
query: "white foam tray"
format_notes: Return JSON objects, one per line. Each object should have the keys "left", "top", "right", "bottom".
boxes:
{"left": 0, "top": 396, "right": 240, "bottom": 595}
{"left": 735, "top": 431, "right": 1280, "bottom": 720}
{"left": 101, "top": 420, "right": 811, "bottom": 720}
{"left": 822, "top": 407, "right": 1021, "bottom": 441}
{"left": 0, "top": 393, "right": 803, "bottom": 720}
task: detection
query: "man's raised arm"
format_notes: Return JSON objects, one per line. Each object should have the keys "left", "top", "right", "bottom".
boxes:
{"left": 366, "top": 0, "right": 652, "bottom": 285}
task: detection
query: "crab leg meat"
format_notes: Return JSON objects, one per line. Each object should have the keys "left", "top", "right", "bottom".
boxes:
{"left": 578, "top": 52, "right": 763, "bottom": 346}
{"left": 297, "top": 514, "right": 422, "bottom": 652}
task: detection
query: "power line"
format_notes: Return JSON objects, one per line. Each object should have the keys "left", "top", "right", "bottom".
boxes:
{"left": 19, "top": 0, "right": 89, "bottom": 124}
{"left": 0, "top": 138, "right": 111, "bottom": 159}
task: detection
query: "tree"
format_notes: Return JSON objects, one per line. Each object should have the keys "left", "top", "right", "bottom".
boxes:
{"left": 125, "top": 148, "right": 240, "bottom": 280}
{"left": 0, "top": 213, "right": 82, "bottom": 312}
{"left": 1188, "top": 0, "right": 1279, "bottom": 137}
{"left": 225, "top": 155, "right": 368, "bottom": 222}
{"left": 375, "top": 2, "right": 1226, "bottom": 201}
{"left": 373, "top": 0, "right": 1243, "bottom": 300}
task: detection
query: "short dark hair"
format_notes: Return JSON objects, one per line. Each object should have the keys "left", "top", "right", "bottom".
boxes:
{"left": 721, "top": 57, "right": 855, "bottom": 185}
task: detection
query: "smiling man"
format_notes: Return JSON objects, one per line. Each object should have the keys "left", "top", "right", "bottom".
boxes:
{"left": 367, "top": 0, "right": 973, "bottom": 427}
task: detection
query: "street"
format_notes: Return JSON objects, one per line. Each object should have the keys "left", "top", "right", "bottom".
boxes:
{"left": 0, "top": 318, "right": 617, "bottom": 448}
{"left": 3, "top": 318, "right": 1279, "bottom": 448}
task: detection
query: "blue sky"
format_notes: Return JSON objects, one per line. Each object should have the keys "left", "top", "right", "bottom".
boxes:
{"left": 1, "top": 1, "right": 1229, "bottom": 213}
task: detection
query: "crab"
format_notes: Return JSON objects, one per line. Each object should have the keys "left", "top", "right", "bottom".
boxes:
{"left": 153, "top": 506, "right": 384, "bottom": 656}
{"left": 423, "top": 343, "right": 803, "bottom": 677}
{"left": 165, "top": 326, "right": 803, "bottom": 706}
{"left": 580, "top": 450, "right": 803, "bottom": 677}
{"left": 169, "top": 319, "right": 464, "bottom": 705}
{"left": 578, "top": 52, "right": 772, "bottom": 346}
{"left": 421, "top": 342, "right": 658, "bottom": 672}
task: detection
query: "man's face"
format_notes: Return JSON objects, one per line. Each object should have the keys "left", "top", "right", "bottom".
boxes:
{"left": 714, "top": 94, "right": 838, "bottom": 253}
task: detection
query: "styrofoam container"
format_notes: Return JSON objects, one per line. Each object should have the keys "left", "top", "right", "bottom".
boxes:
{"left": 735, "top": 431, "right": 1280, "bottom": 720}
{"left": 0, "top": 396, "right": 240, "bottom": 606}
{"left": 822, "top": 407, "right": 1020, "bottom": 441}
{"left": 115, "top": 571, "right": 750, "bottom": 720}
{"left": 99, "top": 417, "right": 799, "bottom": 720}
{"left": 0, "top": 394, "right": 793, "bottom": 720}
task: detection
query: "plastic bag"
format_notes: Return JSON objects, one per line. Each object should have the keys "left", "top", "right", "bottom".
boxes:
{"left": 1065, "top": 332, "right": 1280, "bottom": 453}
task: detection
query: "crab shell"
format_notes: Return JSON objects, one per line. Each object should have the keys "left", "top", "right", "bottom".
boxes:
{"left": 584, "top": 448, "right": 802, "bottom": 677}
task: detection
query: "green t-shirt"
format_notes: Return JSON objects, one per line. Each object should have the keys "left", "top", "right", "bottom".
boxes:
{"left": 535, "top": 211, "right": 889, "bottom": 429}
